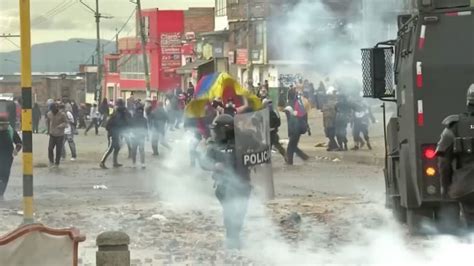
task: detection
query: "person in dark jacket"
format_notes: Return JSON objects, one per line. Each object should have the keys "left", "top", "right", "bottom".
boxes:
{"left": 100, "top": 99, "right": 130, "bottom": 169}
{"left": 0, "top": 115, "right": 22, "bottom": 200}
{"left": 130, "top": 105, "right": 148, "bottom": 168}
{"left": 99, "top": 98, "right": 110, "bottom": 126}
{"left": 335, "top": 94, "right": 353, "bottom": 151}
{"left": 263, "top": 99, "right": 286, "bottom": 161}
{"left": 284, "top": 105, "right": 309, "bottom": 165}
{"left": 46, "top": 103, "right": 67, "bottom": 167}
{"left": 148, "top": 102, "right": 170, "bottom": 156}
{"left": 32, "top": 103, "right": 41, "bottom": 133}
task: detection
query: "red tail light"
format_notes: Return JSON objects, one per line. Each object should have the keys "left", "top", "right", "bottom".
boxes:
{"left": 423, "top": 147, "right": 437, "bottom": 160}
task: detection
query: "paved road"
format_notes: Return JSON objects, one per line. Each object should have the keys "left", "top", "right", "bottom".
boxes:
{"left": 0, "top": 127, "right": 390, "bottom": 265}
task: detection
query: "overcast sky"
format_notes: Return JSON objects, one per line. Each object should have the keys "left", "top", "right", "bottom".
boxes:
{"left": 0, "top": 0, "right": 214, "bottom": 52}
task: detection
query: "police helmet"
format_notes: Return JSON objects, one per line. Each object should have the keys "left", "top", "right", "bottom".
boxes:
{"left": 210, "top": 114, "right": 234, "bottom": 143}
{"left": 467, "top": 84, "right": 474, "bottom": 106}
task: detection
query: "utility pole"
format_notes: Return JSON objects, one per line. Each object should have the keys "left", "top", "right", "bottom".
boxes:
{"left": 246, "top": 0, "right": 253, "bottom": 91}
{"left": 79, "top": 0, "right": 112, "bottom": 102}
{"left": 115, "top": 28, "right": 119, "bottom": 53}
{"left": 19, "top": 0, "right": 34, "bottom": 224}
{"left": 134, "top": 0, "right": 152, "bottom": 99}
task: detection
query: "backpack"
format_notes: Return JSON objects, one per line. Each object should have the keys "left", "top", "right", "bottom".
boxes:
{"left": 298, "top": 116, "right": 308, "bottom": 135}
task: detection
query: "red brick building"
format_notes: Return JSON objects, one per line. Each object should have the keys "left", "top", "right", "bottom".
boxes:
{"left": 103, "top": 8, "right": 214, "bottom": 101}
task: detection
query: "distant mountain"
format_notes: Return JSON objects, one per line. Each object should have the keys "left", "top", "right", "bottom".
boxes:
{"left": 0, "top": 38, "right": 115, "bottom": 74}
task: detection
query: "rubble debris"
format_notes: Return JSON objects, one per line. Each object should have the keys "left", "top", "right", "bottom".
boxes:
{"left": 314, "top": 142, "right": 327, "bottom": 147}
{"left": 149, "top": 214, "right": 168, "bottom": 221}
{"left": 93, "top": 185, "right": 108, "bottom": 190}
{"left": 281, "top": 212, "right": 302, "bottom": 226}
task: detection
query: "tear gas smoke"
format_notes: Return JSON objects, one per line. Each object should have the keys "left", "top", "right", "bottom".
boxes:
{"left": 268, "top": 0, "right": 406, "bottom": 93}
{"left": 148, "top": 132, "right": 474, "bottom": 265}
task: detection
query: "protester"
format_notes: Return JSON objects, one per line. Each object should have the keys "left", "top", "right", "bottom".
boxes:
{"left": 77, "top": 103, "right": 87, "bottom": 129}
{"left": 175, "top": 93, "right": 186, "bottom": 129}
{"left": 321, "top": 94, "right": 339, "bottom": 151}
{"left": 32, "top": 103, "right": 41, "bottom": 134}
{"left": 127, "top": 93, "right": 136, "bottom": 115}
{"left": 99, "top": 98, "right": 110, "bottom": 126}
{"left": 315, "top": 81, "right": 327, "bottom": 110}
{"left": 352, "top": 99, "right": 376, "bottom": 150}
{"left": 47, "top": 103, "right": 67, "bottom": 167}
{"left": 130, "top": 105, "right": 148, "bottom": 168}
{"left": 335, "top": 94, "right": 353, "bottom": 151}
{"left": 149, "top": 102, "right": 171, "bottom": 156}
{"left": 263, "top": 99, "right": 286, "bottom": 161}
{"left": 284, "top": 105, "right": 309, "bottom": 165}
{"left": 71, "top": 100, "right": 79, "bottom": 130}
{"left": 100, "top": 99, "right": 130, "bottom": 169}
{"left": 61, "top": 104, "right": 77, "bottom": 161}
{"left": 186, "top": 82, "right": 195, "bottom": 103}
{"left": 85, "top": 103, "right": 100, "bottom": 136}
{"left": 0, "top": 115, "right": 22, "bottom": 200}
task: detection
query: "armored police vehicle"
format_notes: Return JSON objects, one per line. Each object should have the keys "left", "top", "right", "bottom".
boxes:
{"left": 361, "top": 0, "right": 474, "bottom": 233}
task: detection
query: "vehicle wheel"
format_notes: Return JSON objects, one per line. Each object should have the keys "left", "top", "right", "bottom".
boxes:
{"left": 392, "top": 197, "right": 406, "bottom": 223}
{"left": 407, "top": 208, "right": 435, "bottom": 235}
{"left": 436, "top": 203, "right": 462, "bottom": 235}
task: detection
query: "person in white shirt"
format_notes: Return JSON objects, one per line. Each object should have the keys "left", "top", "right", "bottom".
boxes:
{"left": 85, "top": 103, "right": 100, "bottom": 135}
{"left": 61, "top": 104, "right": 77, "bottom": 160}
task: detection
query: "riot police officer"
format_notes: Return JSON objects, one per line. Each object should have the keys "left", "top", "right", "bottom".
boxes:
{"left": 201, "top": 114, "right": 252, "bottom": 249}
{"left": 437, "top": 84, "right": 474, "bottom": 228}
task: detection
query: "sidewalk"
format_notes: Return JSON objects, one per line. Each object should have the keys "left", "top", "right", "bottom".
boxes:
{"left": 278, "top": 109, "right": 386, "bottom": 166}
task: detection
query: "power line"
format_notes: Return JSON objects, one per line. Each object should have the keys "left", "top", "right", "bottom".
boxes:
{"left": 1, "top": 38, "right": 20, "bottom": 48}
{"left": 103, "top": 9, "right": 136, "bottom": 48}
{"left": 32, "top": 0, "right": 77, "bottom": 26}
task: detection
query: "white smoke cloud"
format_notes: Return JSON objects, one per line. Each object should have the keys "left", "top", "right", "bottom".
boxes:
{"left": 268, "top": 0, "right": 406, "bottom": 91}
{"left": 151, "top": 132, "right": 474, "bottom": 265}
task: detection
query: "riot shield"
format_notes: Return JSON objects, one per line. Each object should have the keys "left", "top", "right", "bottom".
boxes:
{"left": 234, "top": 108, "right": 275, "bottom": 200}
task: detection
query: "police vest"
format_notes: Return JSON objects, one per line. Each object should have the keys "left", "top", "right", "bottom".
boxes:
{"left": 453, "top": 113, "right": 474, "bottom": 155}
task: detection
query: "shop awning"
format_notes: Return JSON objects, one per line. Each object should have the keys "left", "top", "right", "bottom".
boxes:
{"left": 176, "top": 59, "right": 213, "bottom": 75}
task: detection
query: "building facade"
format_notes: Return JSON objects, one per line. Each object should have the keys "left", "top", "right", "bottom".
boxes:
{"left": 103, "top": 8, "right": 214, "bottom": 101}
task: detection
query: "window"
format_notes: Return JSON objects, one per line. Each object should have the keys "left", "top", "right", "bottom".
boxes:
{"left": 119, "top": 54, "right": 150, "bottom": 80}
{"left": 254, "top": 22, "right": 264, "bottom": 46}
{"left": 235, "top": 29, "right": 242, "bottom": 46}
{"left": 216, "top": 0, "right": 227, "bottom": 16}
{"left": 109, "top": 59, "right": 118, "bottom": 73}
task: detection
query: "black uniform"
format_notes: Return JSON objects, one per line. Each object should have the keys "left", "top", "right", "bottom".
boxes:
{"left": 437, "top": 111, "right": 474, "bottom": 227}
{"left": 200, "top": 114, "right": 252, "bottom": 249}
{"left": 0, "top": 123, "right": 22, "bottom": 198}
{"left": 100, "top": 105, "right": 130, "bottom": 168}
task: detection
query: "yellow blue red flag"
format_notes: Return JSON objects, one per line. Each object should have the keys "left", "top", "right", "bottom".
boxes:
{"left": 185, "top": 72, "right": 262, "bottom": 118}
